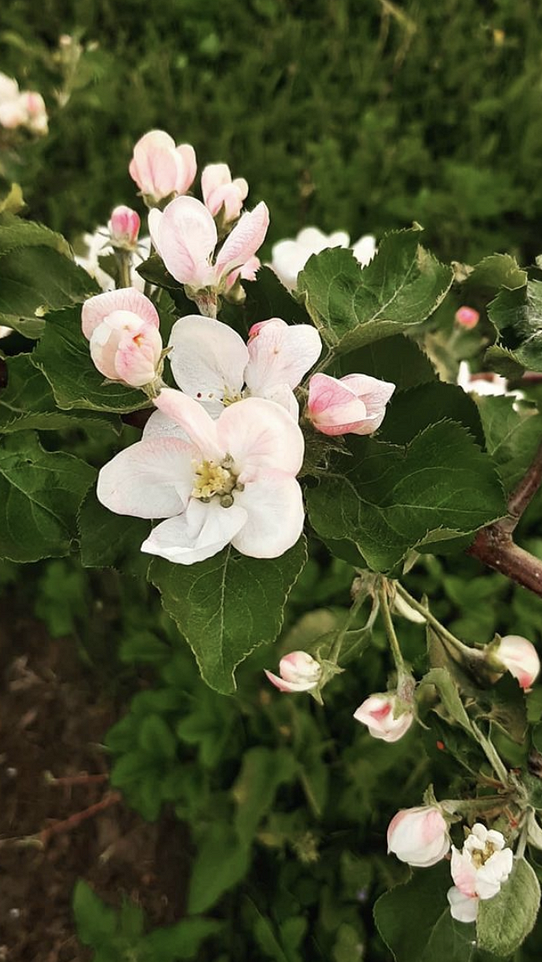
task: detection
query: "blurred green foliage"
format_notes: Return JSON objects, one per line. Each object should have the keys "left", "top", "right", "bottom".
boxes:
{"left": 2, "top": 0, "right": 542, "bottom": 262}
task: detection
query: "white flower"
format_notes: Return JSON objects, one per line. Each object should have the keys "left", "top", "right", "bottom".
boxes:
{"left": 264, "top": 651, "right": 322, "bottom": 693}
{"left": 97, "top": 389, "right": 305, "bottom": 565}
{"left": 270, "top": 226, "right": 377, "bottom": 291}
{"left": 447, "top": 823, "right": 514, "bottom": 923}
{"left": 387, "top": 806, "right": 450, "bottom": 868}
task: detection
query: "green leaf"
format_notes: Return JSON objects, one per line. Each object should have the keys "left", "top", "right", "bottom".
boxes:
{"left": 0, "top": 432, "right": 95, "bottom": 562}
{"left": 378, "top": 382, "right": 484, "bottom": 447}
{"left": 244, "top": 265, "right": 312, "bottom": 329}
{"left": 462, "top": 253, "right": 526, "bottom": 298}
{"left": 477, "top": 395, "right": 542, "bottom": 493}
{"left": 232, "top": 747, "right": 297, "bottom": 845}
{"left": 32, "top": 306, "right": 148, "bottom": 412}
{"left": 138, "top": 714, "right": 177, "bottom": 760}
{"left": 188, "top": 822, "right": 251, "bottom": 914}
{"left": 374, "top": 862, "right": 494, "bottom": 962}
{"left": 306, "top": 421, "right": 506, "bottom": 571}
{"left": 418, "top": 666, "right": 474, "bottom": 734}
{"left": 0, "top": 246, "right": 96, "bottom": 332}
{"left": 144, "top": 918, "right": 222, "bottom": 959}
{"left": 73, "top": 881, "right": 117, "bottom": 948}
{"left": 298, "top": 229, "right": 452, "bottom": 353}
{"left": 477, "top": 857, "right": 540, "bottom": 957}
{"left": 488, "top": 280, "right": 542, "bottom": 373}
{"left": 77, "top": 487, "right": 149, "bottom": 571}
{"left": 0, "top": 212, "right": 72, "bottom": 258}
{"left": 338, "top": 334, "right": 437, "bottom": 391}
{"left": 0, "top": 354, "right": 120, "bottom": 434}
{"left": 149, "top": 536, "right": 307, "bottom": 693}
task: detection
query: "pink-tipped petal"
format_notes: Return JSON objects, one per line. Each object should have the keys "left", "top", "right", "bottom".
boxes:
{"left": 219, "top": 397, "right": 304, "bottom": 477}
{"left": 175, "top": 143, "right": 197, "bottom": 193}
{"left": 149, "top": 196, "right": 217, "bottom": 289}
{"left": 245, "top": 318, "right": 322, "bottom": 394}
{"left": 214, "top": 202, "right": 269, "bottom": 279}
{"left": 231, "top": 473, "right": 305, "bottom": 558}
{"left": 82, "top": 288, "right": 160, "bottom": 340}
{"left": 97, "top": 437, "right": 197, "bottom": 519}
{"left": 141, "top": 498, "right": 247, "bottom": 565}
{"left": 154, "top": 388, "right": 224, "bottom": 461}
{"left": 264, "top": 669, "right": 317, "bottom": 693}
{"left": 168, "top": 315, "right": 248, "bottom": 409}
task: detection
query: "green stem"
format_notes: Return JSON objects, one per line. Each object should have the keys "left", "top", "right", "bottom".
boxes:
{"left": 328, "top": 587, "right": 367, "bottom": 665}
{"left": 395, "top": 582, "right": 478, "bottom": 658}
{"left": 116, "top": 250, "right": 132, "bottom": 289}
{"left": 470, "top": 719, "right": 510, "bottom": 785}
{"left": 378, "top": 582, "right": 406, "bottom": 674}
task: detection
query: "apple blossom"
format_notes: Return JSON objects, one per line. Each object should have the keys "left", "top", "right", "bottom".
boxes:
{"left": 108, "top": 206, "right": 141, "bottom": 250}
{"left": 148, "top": 195, "right": 269, "bottom": 295}
{"left": 166, "top": 315, "right": 321, "bottom": 419}
{"left": 457, "top": 361, "right": 509, "bottom": 398}
{"left": 20, "top": 92, "right": 48, "bottom": 135}
{"left": 0, "top": 75, "right": 48, "bottom": 134}
{"left": 455, "top": 305, "right": 480, "bottom": 329}
{"left": 129, "top": 130, "right": 197, "bottom": 204}
{"left": 307, "top": 372, "right": 395, "bottom": 436}
{"left": 81, "top": 288, "right": 163, "bottom": 389}
{"left": 202, "top": 163, "right": 249, "bottom": 222}
{"left": 264, "top": 651, "right": 322, "bottom": 693}
{"left": 97, "top": 389, "right": 305, "bottom": 564}
{"left": 353, "top": 693, "right": 414, "bottom": 742}
{"left": 271, "top": 226, "right": 377, "bottom": 291}
{"left": 491, "top": 634, "right": 540, "bottom": 690}
{"left": 387, "top": 806, "right": 450, "bottom": 868}
{"left": 447, "top": 823, "right": 513, "bottom": 923}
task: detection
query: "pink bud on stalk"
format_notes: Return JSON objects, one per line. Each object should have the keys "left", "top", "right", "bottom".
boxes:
{"left": 129, "top": 130, "right": 197, "bottom": 204}
{"left": 307, "top": 373, "right": 395, "bottom": 437}
{"left": 492, "top": 634, "right": 540, "bottom": 690}
{"left": 202, "top": 163, "right": 249, "bottom": 222}
{"left": 387, "top": 806, "right": 450, "bottom": 867}
{"left": 108, "top": 206, "right": 141, "bottom": 250}
{"left": 353, "top": 693, "right": 413, "bottom": 742}
{"left": 264, "top": 651, "right": 322, "bottom": 693}
{"left": 455, "top": 306, "right": 480, "bottom": 329}
{"left": 81, "top": 288, "right": 163, "bottom": 390}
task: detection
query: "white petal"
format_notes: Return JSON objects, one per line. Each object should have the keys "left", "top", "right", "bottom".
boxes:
{"left": 219, "top": 397, "right": 304, "bottom": 477}
{"left": 149, "top": 196, "right": 217, "bottom": 289}
{"left": 270, "top": 239, "right": 312, "bottom": 290}
{"left": 245, "top": 319, "right": 322, "bottom": 393}
{"left": 97, "top": 438, "right": 197, "bottom": 519}
{"left": 141, "top": 498, "right": 247, "bottom": 564}
{"left": 263, "top": 669, "right": 317, "bottom": 692}
{"left": 154, "top": 389, "right": 225, "bottom": 461}
{"left": 231, "top": 473, "right": 304, "bottom": 557}
{"left": 168, "top": 315, "right": 248, "bottom": 404}
{"left": 447, "top": 887, "right": 479, "bottom": 924}
{"left": 143, "top": 409, "right": 190, "bottom": 443}
{"left": 214, "top": 202, "right": 269, "bottom": 278}
{"left": 81, "top": 287, "right": 159, "bottom": 340}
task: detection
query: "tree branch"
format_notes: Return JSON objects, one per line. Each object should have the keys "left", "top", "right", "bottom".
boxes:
{"left": 468, "top": 440, "right": 542, "bottom": 596}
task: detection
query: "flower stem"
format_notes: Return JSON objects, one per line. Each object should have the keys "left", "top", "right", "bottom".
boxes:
{"left": 378, "top": 582, "right": 406, "bottom": 675}
{"left": 328, "top": 587, "right": 367, "bottom": 665}
{"left": 470, "top": 719, "right": 510, "bottom": 785}
{"left": 395, "top": 582, "right": 477, "bottom": 658}
{"left": 116, "top": 250, "right": 132, "bottom": 289}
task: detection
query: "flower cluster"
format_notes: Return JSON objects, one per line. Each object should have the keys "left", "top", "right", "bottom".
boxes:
{"left": 80, "top": 129, "right": 396, "bottom": 575}
{"left": 0, "top": 72, "right": 48, "bottom": 135}
{"left": 387, "top": 809, "right": 515, "bottom": 923}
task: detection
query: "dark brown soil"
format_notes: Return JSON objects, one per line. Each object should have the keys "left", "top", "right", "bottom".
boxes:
{"left": 0, "top": 610, "right": 187, "bottom": 962}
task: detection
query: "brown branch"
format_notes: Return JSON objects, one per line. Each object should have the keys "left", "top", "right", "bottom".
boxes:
{"left": 38, "top": 791, "right": 122, "bottom": 847}
{"left": 468, "top": 441, "right": 542, "bottom": 596}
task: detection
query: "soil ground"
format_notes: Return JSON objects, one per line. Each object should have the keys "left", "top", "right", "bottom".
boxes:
{"left": 0, "top": 610, "right": 187, "bottom": 962}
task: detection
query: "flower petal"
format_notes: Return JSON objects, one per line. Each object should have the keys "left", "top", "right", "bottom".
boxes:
{"left": 143, "top": 409, "right": 190, "bottom": 443}
{"left": 141, "top": 498, "right": 247, "bottom": 565}
{"left": 149, "top": 196, "right": 217, "bottom": 289}
{"left": 340, "top": 373, "right": 395, "bottom": 428}
{"left": 168, "top": 315, "right": 248, "bottom": 408}
{"left": 447, "top": 887, "right": 479, "bottom": 924}
{"left": 245, "top": 318, "right": 322, "bottom": 393}
{"left": 219, "top": 397, "right": 304, "bottom": 476}
{"left": 263, "top": 669, "right": 317, "bottom": 693}
{"left": 154, "top": 388, "right": 225, "bottom": 461}
{"left": 81, "top": 287, "right": 159, "bottom": 340}
{"left": 214, "top": 201, "right": 269, "bottom": 278}
{"left": 231, "top": 472, "right": 304, "bottom": 557}
{"left": 97, "top": 437, "right": 197, "bottom": 519}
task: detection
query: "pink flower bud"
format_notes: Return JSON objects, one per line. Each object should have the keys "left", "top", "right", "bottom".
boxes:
{"left": 129, "top": 130, "right": 197, "bottom": 204}
{"left": 20, "top": 91, "right": 48, "bottom": 134}
{"left": 492, "top": 634, "right": 540, "bottom": 690}
{"left": 264, "top": 651, "right": 322, "bottom": 693}
{"left": 108, "top": 205, "right": 141, "bottom": 250}
{"left": 307, "top": 372, "right": 395, "bottom": 436}
{"left": 455, "top": 306, "right": 480, "bottom": 329}
{"left": 353, "top": 693, "right": 413, "bottom": 742}
{"left": 82, "top": 288, "right": 162, "bottom": 388}
{"left": 202, "top": 162, "right": 249, "bottom": 222}
{"left": 387, "top": 806, "right": 450, "bottom": 867}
